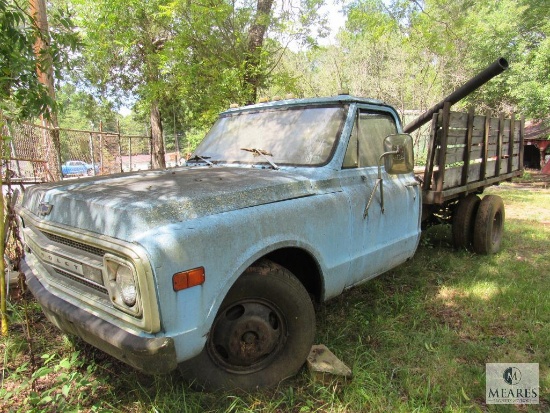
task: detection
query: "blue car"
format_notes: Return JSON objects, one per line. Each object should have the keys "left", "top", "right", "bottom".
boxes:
{"left": 61, "top": 160, "right": 99, "bottom": 177}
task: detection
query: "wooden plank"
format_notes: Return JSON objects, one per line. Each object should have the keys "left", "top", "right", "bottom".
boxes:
{"left": 435, "top": 102, "right": 451, "bottom": 193}
{"left": 486, "top": 159, "right": 497, "bottom": 178}
{"left": 469, "top": 144, "right": 484, "bottom": 160}
{"left": 422, "top": 112, "right": 440, "bottom": 191}
{"left": 447, "top": 132, "right": 485, "bottom": 146}
{"left": 422, "top": 170, "right": 523, "bottom": 205}
{"left": 473, "top": 115, "right": 486, "bottom": 132}
{"left": 487, "top": 145, "right": 498, "bottom": 157}
{"left": 466, "top": 162, "right": 482, "bottom": 183}
{"left": 445, "top": 146, "right": 466, "bottom": 164}
{"left": 442, "top": 165, "right": 462, "bottom": 189}
{"left": 480, "top": 110, "right": 491, "bottom": 180}
{"left": 447, "top": 129, "right": 467, "bottom": 143}
{"left": 461, "top": 108, "right": 475, "bottom": 188}
{"left": 449, "top": 112, "right": 469, "bottom": 128}
{"left": 445, "top": 143, "right": 498, "bottom": 165}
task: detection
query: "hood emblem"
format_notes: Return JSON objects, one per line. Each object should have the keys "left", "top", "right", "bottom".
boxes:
{"left": 38, "top": 202, "right": 53, "bottom": 216}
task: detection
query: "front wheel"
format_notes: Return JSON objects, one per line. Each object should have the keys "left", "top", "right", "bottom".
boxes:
{"left": 179, "top": 259, "right": 316, "bottom": 390}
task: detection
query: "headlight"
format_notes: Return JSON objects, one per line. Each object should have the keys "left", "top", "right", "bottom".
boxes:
{"left": 104, "top": 254, "right": 141, "bottom": 316}
{"left": 116, "top": 265, "right": 137, "bottom": 306}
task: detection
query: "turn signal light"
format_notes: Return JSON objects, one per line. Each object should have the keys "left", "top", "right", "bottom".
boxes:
{"left": 172, "top": 267, "right": 205, "bottom": 291}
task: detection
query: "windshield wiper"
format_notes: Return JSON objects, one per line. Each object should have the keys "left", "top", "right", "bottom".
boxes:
{"left": 241, "top": 148, "right": 279, "bottom": 170}
{"left": 187, "top": 155, "right": 216, "bottom": 167}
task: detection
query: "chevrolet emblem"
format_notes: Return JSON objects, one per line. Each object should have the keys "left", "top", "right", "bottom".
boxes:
{"left": 38, "top": 202, "right": 53, "bottom": 216}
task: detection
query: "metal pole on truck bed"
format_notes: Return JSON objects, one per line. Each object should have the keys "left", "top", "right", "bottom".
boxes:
{"left": 403, "top": 57, "right": 509, "bottom": 134}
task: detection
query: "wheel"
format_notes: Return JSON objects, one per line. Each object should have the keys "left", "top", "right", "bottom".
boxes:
{"left": 87, "top": 168, "right": 94, "bottom": 176}
{"left": 473, "top": 195, "right": 505, "bottom": 254}
{"left": 452, "top": 194, "right": 481, "bottom": 250}
{"left": 179, "top": 259, "right": 315, "bottom": 390}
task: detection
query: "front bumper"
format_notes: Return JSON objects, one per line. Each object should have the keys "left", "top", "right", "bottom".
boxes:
{"left": 22, "top": 259, "right": 178, "bottom": 374}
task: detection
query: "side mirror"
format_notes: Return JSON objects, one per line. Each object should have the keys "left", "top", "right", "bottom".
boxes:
{"left": 364, "top": 133, "right": 415, "bottom": 218}
{"left": 383, "top": 134, "right": 414, "bottom": 174}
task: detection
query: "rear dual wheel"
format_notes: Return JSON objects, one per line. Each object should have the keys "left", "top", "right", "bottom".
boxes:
{"left": 452, "top": 194, "right": 480, "bottom": 250}
{"left": 452, "top": 194, "right": 505, "bottom": 254}
{"left": 179, "top": 259, "right": 315, "bottom": 391}
{"left": 473, "top": 195, "right": 505, "bottom": 254}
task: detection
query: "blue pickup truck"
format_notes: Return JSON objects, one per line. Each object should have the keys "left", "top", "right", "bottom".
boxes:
{"left": 61, "top": 160, "right": 99, "bottom": 177}
{"left": 16, "top": 92, "right": 522, "bottom": 390}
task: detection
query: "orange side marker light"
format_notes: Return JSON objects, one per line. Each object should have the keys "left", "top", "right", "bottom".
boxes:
{"left": 173, "top": 267, "right": 205, "bottom": 291}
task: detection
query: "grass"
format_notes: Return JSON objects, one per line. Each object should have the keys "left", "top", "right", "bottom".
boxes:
{"left": 1, "top": 179, "right": 549, "bottom": 412}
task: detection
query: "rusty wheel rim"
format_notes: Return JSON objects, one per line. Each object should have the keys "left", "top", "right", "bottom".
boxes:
{"left": 207, "top": 298, "right": 287, "bottom": 374}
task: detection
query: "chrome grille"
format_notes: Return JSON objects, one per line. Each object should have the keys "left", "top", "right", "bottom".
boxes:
{"left": 41, "top": 231, "right": 106, "bottom": 257}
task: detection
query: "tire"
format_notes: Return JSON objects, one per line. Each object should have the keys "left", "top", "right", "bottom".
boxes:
{"left": 473, "top": 195, "right": 505, "bottom": 254}
{"left": 452, "top": 194, "right": 481, "bottom": 250}
{"left": 87, "top": 168, "right": 94, "bottom": 176}
{"left": 179, "top": 259, "right": 315, "bottom": 390}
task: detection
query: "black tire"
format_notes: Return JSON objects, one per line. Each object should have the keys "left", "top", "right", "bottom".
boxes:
{"left": 452, "top": 194, "right": 481, "bottom": 250}
{"left": 473, "top": 195, "right": 505, "bottom": 254}
{"left": 179, "top": 259, "right": 315, "bottom": 390}
{"left": 87, "top": 168, "right": 94, "bottom": 176}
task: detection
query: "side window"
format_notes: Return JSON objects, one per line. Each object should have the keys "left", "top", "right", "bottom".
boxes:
{"left": 343, "top": 111, "right": 398, "bottom": 168}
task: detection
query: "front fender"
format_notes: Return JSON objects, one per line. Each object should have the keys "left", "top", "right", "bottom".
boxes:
{"left": 135, "top": 191, "right": 351, "bottom": 363}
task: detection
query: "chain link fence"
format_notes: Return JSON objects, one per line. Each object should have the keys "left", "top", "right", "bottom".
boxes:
{"left": 1, "top": 116, "right": 153, "bottom": 183}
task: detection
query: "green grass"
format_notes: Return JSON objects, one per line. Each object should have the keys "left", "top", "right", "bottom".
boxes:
{"left": 1, "top": 183, "right": 549, "bottom": 412}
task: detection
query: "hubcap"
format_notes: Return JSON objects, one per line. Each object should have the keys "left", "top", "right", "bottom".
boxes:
{"left": 207, "top": 299, "right": 286, "bottom": 373}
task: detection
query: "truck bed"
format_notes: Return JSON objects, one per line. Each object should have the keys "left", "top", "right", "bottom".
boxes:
{"left": 420, "top": 102, "right": 524, "bottom": 206}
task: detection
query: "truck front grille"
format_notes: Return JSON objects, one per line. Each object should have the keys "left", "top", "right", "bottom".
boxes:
{"left": 41, "top": 231, "right": 106, "bottom": 257}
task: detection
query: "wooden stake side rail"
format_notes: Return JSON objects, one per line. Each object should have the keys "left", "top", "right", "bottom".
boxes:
{"left": 421, "top": 104, "right": 524, "bottom": 205}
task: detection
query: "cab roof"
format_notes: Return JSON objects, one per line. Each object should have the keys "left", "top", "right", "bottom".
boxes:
{"left": 221, "top": 94, "right": 396, "bottom": 116}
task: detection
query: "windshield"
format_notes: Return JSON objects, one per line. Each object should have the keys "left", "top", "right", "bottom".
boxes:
{"left": 191, "top": 105, "right": 347, "bottom": 166}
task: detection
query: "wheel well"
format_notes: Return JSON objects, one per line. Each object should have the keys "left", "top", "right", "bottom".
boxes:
{"left": 261, "top": 248, "right": 323, "bottom": 303}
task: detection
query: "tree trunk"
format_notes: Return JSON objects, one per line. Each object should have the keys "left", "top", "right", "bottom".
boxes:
{"left": 150, "top": 101, "right": 166, "bottom": 169}
{"left": 29, "top": 0, "right": 61, "bottom": 181}
{"left": 244, "top": 0, "right": 274, "bottom": 104}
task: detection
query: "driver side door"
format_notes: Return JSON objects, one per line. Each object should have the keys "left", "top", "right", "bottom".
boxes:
{"left": 340, "top": 107, "right": 421, "bottom": 287}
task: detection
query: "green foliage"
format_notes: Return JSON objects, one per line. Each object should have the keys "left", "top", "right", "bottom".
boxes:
{"left": 56, "top": 83, "right": 118, "bottom": 130}
{"left": 0, "top": 0, "right": 79, "bottom": 120}
{"left": 1, "top": 351, "right": 107, "bottom": 412}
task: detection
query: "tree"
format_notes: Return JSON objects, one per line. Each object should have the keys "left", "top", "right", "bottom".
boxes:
{"left": 0, "top": 0, "right": 78, "bottom": 336}
{"left": 70, "top": 0, "right": 173, "bottom": 168}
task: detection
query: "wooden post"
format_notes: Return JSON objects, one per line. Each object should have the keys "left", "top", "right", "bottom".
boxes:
{"left": 434, "top": 102, "right": 451, "bottom": 195}
{"left": 461, "top": 107, "right": 475, "bottom": 189}
{"left": 422, "top": 112, "right": 439, "bottom": 191}
{"left": 496, "top": 113, "right": 504, "bottom": 177}
{"left": 480, "top": 110, "right": 491, "bottom": 180}
{"left": 508, "top": 114, "right": 515, "bottom": 173}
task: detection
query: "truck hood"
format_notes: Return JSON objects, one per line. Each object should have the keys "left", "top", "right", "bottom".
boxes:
{"left": 21, "top": 167, "right": 336, "bottom": 241}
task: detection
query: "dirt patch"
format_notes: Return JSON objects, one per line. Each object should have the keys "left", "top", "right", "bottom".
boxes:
{"left": 507, "top": 169, "right": 550, "bottom": 189}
